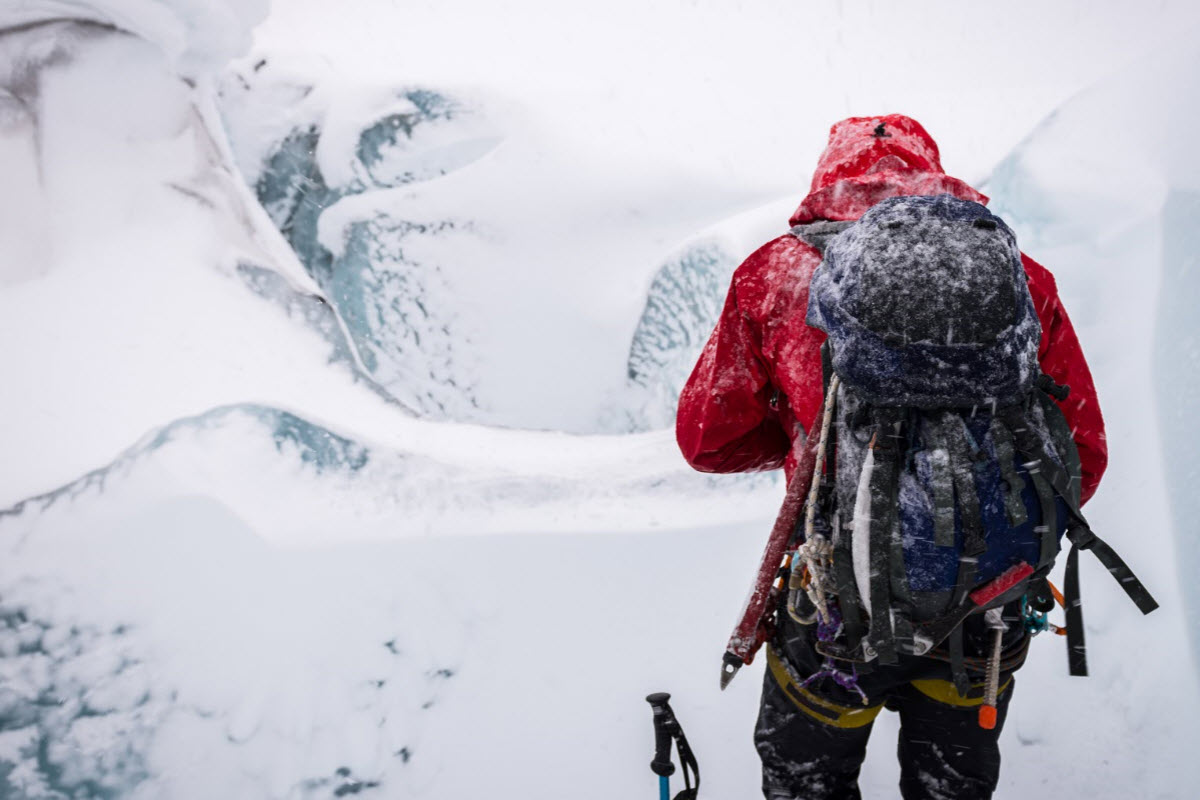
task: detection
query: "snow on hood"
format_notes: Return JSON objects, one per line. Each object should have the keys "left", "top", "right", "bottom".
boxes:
{"left": 790, "top": 114, "right": 988, "bottom": 225}
{"left": 0, "top": 0, "right": 266, "bottom": 77}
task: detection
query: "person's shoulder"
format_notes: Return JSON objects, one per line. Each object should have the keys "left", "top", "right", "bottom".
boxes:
{"left": 732, "top": 233, "right": 818, "bottom": 298}
{"left": 1020, "top": 252, "right": 1064, "bottom": 326}
{"left": 1020, "top": 251, "right": 1060, "bottom": 298}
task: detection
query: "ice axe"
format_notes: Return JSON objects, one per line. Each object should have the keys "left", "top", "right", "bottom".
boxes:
{"left": 645, "top": 693, "right": 699, "bottom": 800}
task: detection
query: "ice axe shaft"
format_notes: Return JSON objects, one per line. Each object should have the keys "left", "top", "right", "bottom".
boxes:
{"left": 721, "top": 407, "right": 824, "bottom": 688}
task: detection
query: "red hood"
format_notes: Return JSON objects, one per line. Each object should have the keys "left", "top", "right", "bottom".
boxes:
{"left": 790, "top": 115, "right": 987, "bottom": 225}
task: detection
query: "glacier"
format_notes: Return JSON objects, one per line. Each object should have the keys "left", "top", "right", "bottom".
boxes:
{"left": 221, "top": 62, "right": 499, "bottom": 417}
{"left": 985, "top": 38, "right": 1200, "bottom": 681}
{"left": 3, "top": 0, "right": 1200, "bottom": 798}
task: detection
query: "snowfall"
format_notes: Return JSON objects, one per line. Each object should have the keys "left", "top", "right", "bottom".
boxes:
{"left": 1, "top": 0, "right": 1198, "bottom": 797}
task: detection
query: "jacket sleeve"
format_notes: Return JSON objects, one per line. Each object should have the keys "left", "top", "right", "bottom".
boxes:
{"left": 675, "top": 271, "right": 790, "bottom": 473}
{"left": 1025, "top": 256, "right": 1108, "bottom": 505}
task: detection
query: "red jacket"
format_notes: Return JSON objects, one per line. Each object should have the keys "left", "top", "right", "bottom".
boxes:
{"left": 676, "top": 115, "right": 1107, "bottom": 504}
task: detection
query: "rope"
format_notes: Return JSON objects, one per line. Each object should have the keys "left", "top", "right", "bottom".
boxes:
{"left": 794, "top": 375, "right": 841, "bottom": 625}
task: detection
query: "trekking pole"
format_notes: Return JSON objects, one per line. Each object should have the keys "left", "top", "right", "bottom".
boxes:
{"left": 646, "top": 693, "right": 700, "bottom": 800}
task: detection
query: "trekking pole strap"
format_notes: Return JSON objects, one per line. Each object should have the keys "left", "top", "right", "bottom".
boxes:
{"left": 672, "top": 726, "right": 700, "bottom": 800}
{"left": 645, "top": 694, "right": 700, "bottom": 800}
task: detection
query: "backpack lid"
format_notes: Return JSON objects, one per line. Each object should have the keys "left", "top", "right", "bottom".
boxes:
{"left": 806, "top": 194, "right": 1041, "bottom": 408}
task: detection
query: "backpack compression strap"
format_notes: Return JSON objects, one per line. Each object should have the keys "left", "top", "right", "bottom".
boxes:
{"left": 862, "top": 408, "right": 915, "bottom": 665}
{"left": 930, "top": 412, "right": 990, "bottom": 693}
{"left": 1001, "top": 403, "right": 1158, "bottom": 676}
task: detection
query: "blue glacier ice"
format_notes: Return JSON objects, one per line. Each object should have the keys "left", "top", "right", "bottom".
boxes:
{"left": 229, "top": 80, "right": 492, "bottom": 419}
{"left": 625, "top": 240, "right": 737, "bottom": 429}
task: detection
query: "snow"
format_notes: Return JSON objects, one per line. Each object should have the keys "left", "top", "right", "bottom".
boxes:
{"left": 2, "top": 0, "right": 1200, "bottom": 798}
{"left": 0, "top": 0, "right": 267, "bottom": 78}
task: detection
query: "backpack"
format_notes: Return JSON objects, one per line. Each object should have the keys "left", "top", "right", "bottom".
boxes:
{"left": 791, "top": 194, "right": 1156, "bottom": 692}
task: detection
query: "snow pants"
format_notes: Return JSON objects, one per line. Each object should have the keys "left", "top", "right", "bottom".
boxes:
{"left": 755, "top": 610, "right": 1022, "bottom": 800}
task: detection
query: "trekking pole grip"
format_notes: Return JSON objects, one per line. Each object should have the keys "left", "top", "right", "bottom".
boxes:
{"left": 646, "top": 693, "right": 677, "bottom": 777}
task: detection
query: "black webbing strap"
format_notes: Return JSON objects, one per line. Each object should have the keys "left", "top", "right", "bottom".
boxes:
{"left": 1061, "top": 530, "right": 1161, "bottom": 676}
{"left": 830, "top": 377, "right": 868, "bottom": 653}
{"left": 940, "top": 413, "right": 984, "bottom": 623}
{"left": 924, "top": 420, "right": 956, "bottom": 548}
{"left": 943, "top": 415, "right": 987, "bottom": 560}
{"left": 1064, "top": 543, "right": 1087, "bottom": 676}
{"left": 941, "top": 413, "right": 980, "bottom": 692}
{"left": 1009, "top": 412, "right": 1157, "bottom": 613}
{"left": 1027, "top": 471, "right": 1059, "bottom": 572}
{"left": 989, "top": 418, "right": 1029, "bottom": 528}
{"left": 833, "top": 512, "right": 868, "bottom": 652}
{"left": 1002, "top": 401, "right": 1158, "bottom": 676}
{"left": 884, "top": 423, "right": 915, "bottom": 654}
{"left": 866, "top": 412, "right": 903, "bottom": 665}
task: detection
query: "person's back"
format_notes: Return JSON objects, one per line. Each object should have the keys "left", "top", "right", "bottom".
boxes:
{"left": 676, "top": 115, "right": 1108, "bottom": 800}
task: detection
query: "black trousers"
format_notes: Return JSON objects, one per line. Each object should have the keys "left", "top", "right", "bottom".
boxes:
{"left": 755, "top": 611, "right": 1021, "bottom": 800}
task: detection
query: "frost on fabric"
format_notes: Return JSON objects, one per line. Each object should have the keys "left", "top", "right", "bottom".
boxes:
{"left": 808, "top": 194, "right": 1041, "bottom": 408}
{"left": 626, "top": 240, "right": 738, "bottom": 429}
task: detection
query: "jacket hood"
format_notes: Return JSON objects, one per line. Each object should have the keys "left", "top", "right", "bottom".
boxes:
{"left": 790, "top": 115, "right": 987, "bottom": 225}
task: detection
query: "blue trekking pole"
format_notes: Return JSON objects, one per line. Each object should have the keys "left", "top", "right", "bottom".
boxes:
{"left": 646, "top": 693, "right": 699, "bottom": 800}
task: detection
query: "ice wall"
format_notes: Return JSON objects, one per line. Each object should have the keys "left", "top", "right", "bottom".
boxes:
{"left": 985, "top": 37, "right": 1200, "bottom": 679}
{"left": 1156, "top": 189, "right": 1200, "bottom": 663}
{"left": 0, "top": 13, "right": 427, "bottom": 504}
{"left": 625, "top": 239, "right": 737, "bottom": 429}
{"left": 219, "top": 61, "right": 501, "bottom": 419}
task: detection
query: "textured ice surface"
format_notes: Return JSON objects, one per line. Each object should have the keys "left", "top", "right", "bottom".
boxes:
{"left": 330, "top": 216, "right": 480, "bottom": 417}
{"left": 220, "top": 62, "right": 497, "bottom": 419}
{"left": 0, "top": 601, "right": 158, "bottom": 799}
{"left": 625, "top": 239, "right": 738, "bottom": 429}
{"left": 987, "top": 38, "right": 1200, "bottom": 681}
{"left": 978, "top": 34, "right": 1200, "bottom": 798}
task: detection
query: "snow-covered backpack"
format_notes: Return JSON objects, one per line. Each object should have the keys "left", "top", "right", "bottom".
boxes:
{"left": 793, "top": 194, "right": 1156, "bottom": 690}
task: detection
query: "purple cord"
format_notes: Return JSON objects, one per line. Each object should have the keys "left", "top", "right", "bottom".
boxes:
{"left": 799, "top": 602, "right": 869, "bottom": 705}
